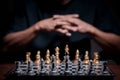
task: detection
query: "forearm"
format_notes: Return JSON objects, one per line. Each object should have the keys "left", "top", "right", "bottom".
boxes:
{"left": 89, "top": 26, "right": 120, "bottom": 52}
{"left": 2, "top": 25, "right": 39, "bottom": 52}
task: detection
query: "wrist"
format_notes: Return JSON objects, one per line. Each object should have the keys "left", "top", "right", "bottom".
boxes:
{"left": 88, "top": 25, "right": 103, "bottom": 38}
{"left": 30, "top": 24, "right": 41, "bottom": 34}
{"left": 33, "top": 22, "right": 43, "bottom": 33}
{"left": 87, "top": 25, "right": 98, "bottom": 36}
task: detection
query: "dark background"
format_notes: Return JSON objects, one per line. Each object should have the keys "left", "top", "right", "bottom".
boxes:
{"left": 0, "top": 0, "right": 120, "bottom": 63}
{"left": 0, "top": 0, "right": 120, "bottom": 38}
{"left": 0, "top": 0, "right": 120, "bottom": 27}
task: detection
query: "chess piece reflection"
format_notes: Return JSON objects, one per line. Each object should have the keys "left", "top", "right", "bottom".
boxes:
{"left": 25, "top": 52, "right": 31, "bottom": 64}
{"left": 45, "top": 49, "right": 51, "bottom": 64}
{"left": 93, "top": 52, "right": 99, "bottom": 64}
{"left": 74, "top": 49, "right": 80, "bottom": 65}
{"left": 34, "top": 50, "right": 41, "bottom": 66}
{"left": 55, "top": 47, "right": 61, "bottom": 65}
{"left": 83, "top": 51, "right": 89, "bottom": 64}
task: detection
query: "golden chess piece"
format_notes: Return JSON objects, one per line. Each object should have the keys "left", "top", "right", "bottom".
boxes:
{"left": 83, "top": 51, "right": 89, "bottom": 64}
{"left": 45, "top": 49, "right": 51, "bottom": 64}
{"left": 55, "top": 46, "right": 60, "bottom": 54}
{"left": 56, "top": 55, "right": 61, "bottom": 65}
{"left": 34, "top": 50, "right": 41, "bottom": 66}
{"left": 93, "top": 52, "right": 99, "bottom": 64}
{"left": 65, "top": 44, "right": 69, "bottom": 54}
{"left": 74, "top": 49, "right": 80, "bottom": 65}
{"left": 25, "top": 52, "right": 31, "bottom": 64}
{"left": 55, "top": 47, "right": 61, "bottom": 64}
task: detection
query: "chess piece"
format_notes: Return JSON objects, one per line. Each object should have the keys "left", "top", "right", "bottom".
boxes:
{"left": 78, "top": 58, "right": 82, "bottom": 69}
{"left": 50, "top": 54, "right": 59, "bottom": 75}
{"left": 65, "top": 55, "right": 72, "bottom": 75}
{"left": 64, "top": 44, "right": 70, "bottom": 62}
{"left": 78, "top": 58, "right": 84, "bottom": 75}
{"left": 45, "top": 49, "right": 51, "bottom": 64}
{"left": 24, "top": 52, "right": 34, "bottom": 75}
{"left": 74, "top": 49, "right": 80, "bottom": 65}
{"left": 93, "top": 52, "right": 99, "bottom": 64}
{"left": 27, "top": 60, "right": 34, "bottom": 75}
{"left": 34, "top": 50, "right": 41, "bottom": 66}
{"left": 51, "top": 54, "right": 55, "bottom": 70}
{"left": 25, "top": 52, "right": 31, "bottom": 64}
{"left": 83, "top": 51, "right": 89, "bottom": 64}
{"left": 65, "top": 52, "right": 71, "bottom": 74}
{"left": 65, "top": 44, "right": 69, "bottom": 55}
{"left": 15, "top": 61, "right": 22, "bottom": 74}
{"left": 40, "top": 58, "right": 46, "bottom": 75}
{"left": 55, "top": 46, "right": 61, "bottom": 65}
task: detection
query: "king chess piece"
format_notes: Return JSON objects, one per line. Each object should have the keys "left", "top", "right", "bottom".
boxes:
{"left": 55, "top": 46, "right": 61, "bottom": 65}
{"left": 64, "top": 44, "right": 70, "bottom": 63}
{"left": 64, "top": 44, "right": 71, "bottom": 75}
{"left": 65, "top": 44, "right": 69, "bottom": 55}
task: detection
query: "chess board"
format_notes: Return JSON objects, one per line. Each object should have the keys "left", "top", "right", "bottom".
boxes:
{"left": 5, "top": 45, "right": 114, "bottom": 80}
{"left": 6, "top": 60, "right": 114, "bottom": 80}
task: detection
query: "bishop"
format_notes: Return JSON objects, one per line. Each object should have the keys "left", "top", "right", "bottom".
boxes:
{"left": 34, "top": 50, "right": 41, "bottom": 66}
{"left": 45, "top": 49, "right": 51, "bottom": 64}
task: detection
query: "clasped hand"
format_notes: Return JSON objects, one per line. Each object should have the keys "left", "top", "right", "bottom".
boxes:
{"left": 34, "top": 14, "right": 93, "bottom": 36}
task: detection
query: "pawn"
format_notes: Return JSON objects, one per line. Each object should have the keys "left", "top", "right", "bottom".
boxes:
{"left": 34, "top": 50, "right": 41, "bottom": 66}
{"left": 25, "top": 52, "right": 31, "bottom": 64}
{"left": 74, "top": 49, "right": 80, "bottom": 65}
{"left": 93, "top": 52, "right": 99, "bottom": 64}
{"left": 45, "top": 49, "right": 51, "bottom": 64}
{"left": 83, "top": 51, "right": 89, "bottom": 64}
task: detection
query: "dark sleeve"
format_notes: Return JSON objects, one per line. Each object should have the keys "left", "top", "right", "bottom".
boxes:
{"left": 7, "top": 15, "right": 28, "bottom": 33}
{"left": 0, "top": 0, "right": 28, "bottom": 49}
{"left": 93, "top": 0, "right": 120, "bottom": 35}
{"left": 5, "top": 0, "right": 28, "bottom": 34}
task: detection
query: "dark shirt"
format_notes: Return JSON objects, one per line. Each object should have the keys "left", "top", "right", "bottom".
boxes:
{"left": 3, "top": 0, "right": 120, "bottom": 61}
